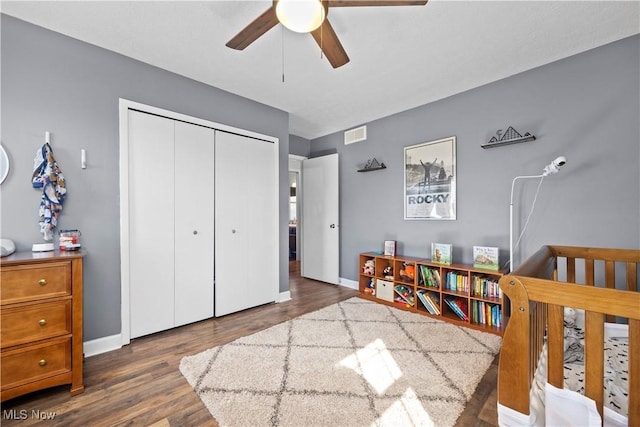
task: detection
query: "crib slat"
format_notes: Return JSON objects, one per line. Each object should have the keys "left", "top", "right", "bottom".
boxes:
{"left": 628, "top": 262, "right": 638, "bottom": 292}
{"left": 605, "top": 260, "right": 615, "bottom": 289}
{"left": 567, "top": 257, "right": 576, "bottom": 283}
{"left": 585, "top": 259, "right": 595, "bottom": 286}
{"left": 605, "top": 260, "right": 616, "bottom": 322}
{"left": 630, "top": 319, "right": 639, "bottom": 426}
{"left": 547, "top": 304, "right": 564, "bottom": 388}
{"left": 584, "top": 311, "right": 605, "bottom": 421}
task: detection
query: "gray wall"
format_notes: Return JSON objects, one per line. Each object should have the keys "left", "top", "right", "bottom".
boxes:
{"left": 311, "top": 35, "right": 640, "bottom": 281}
{"left": 1, "top": 15, "right": 290, "bottom": 342}
{"left": 289, "top": 134, "right": 311, "bottom": 157}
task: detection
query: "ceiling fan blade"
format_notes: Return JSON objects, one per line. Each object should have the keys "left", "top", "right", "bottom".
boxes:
{"left": 311, "top": 18, "right": 350, "bottom": 68}
{"left": 226, "top": 5, "right": 280, "bottom": 50}
{"left": 328, "top": 0, "right": 427, "bottom": 6}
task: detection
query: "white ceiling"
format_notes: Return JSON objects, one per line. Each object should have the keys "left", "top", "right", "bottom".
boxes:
{"left": 2, "top": 1, "right": 639, "bottom": 140}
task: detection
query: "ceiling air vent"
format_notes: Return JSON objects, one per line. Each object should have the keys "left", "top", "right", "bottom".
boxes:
{"left": 344, "top": 125, "right": 367, "bottom": 145}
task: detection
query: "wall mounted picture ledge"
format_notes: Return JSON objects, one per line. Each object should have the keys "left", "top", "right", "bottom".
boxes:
{"left": 404, "top": 136, "right": 456, "bottom": 220}
{"left": 357, "top": 157, "right": 386, "bottom": 172}
{"left": 481, "top": 126, "right": 536, "bottom": 149}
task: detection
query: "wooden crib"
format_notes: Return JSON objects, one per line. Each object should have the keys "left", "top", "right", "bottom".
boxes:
{"left": 497, "top": 245, "right": 639, "bottom": 426}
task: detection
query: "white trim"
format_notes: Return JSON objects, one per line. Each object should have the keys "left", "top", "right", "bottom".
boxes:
{"left": 339, "top": 277, "right": 359, "bottom": 290}
{"left": 119, "top": 98, "right": 280, "bottom": 346}
{"left": 278, "top": 291, "right": 291, "bottom": 303}
{"left": 84, "top": 334, "right": 123, "bottom": 357}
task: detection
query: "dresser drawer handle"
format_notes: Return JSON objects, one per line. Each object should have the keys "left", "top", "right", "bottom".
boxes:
{"left": 38, "top": 279, "right": 47, "bottom": 286}
{"left": 39, "top": 359, "right": 47, "bottom": 367}
{"left": 39, "top": 319, "right": 47, "bottom": 327}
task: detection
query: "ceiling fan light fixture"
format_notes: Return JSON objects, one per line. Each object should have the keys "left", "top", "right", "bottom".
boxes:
{"left": 276, "top": 0, "right": 326, "bottom": 33}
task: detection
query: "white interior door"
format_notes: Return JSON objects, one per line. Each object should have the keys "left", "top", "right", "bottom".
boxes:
{"left": 128, "top": 111, "right": 175, "bottom": 338}
{"left": 301, "top": 154, "right": 339, "bottom": 284}
{"left": 215, "top": 131, "right": 277, "bottom": 316}
{"left": 174, "top": 121, "right": 215, "bottom": 326}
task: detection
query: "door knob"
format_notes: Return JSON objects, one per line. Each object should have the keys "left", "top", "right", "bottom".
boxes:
{"left": 232, "top": 229, "right": 237, "bottom": 234}
{"left": 193, "top": 230, "right": 198, "bottom": 235}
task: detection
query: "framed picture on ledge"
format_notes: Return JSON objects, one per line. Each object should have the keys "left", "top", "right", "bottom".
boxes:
{"left": 403, "top": 136, "right": 456, "bottom": 220}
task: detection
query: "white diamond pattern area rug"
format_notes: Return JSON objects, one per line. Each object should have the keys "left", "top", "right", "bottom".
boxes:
{"left": 179, "top": 297, "right": 502, "bottom": 427}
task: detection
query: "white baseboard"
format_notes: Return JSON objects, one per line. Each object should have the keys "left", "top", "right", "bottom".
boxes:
{"left": 339, "top": 277, "right": 358, "bottom": 290}
{"left": 83, "top": 334, "right": 123, "bottom": 357}
{"left": 278, "top": 290, "right": 291, "bottom": 302}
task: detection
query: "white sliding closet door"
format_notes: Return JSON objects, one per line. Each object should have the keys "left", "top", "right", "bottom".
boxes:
{"left": 174, "top": 121, "right": 215, "bottom": 326}
{"left": 128, "top": 111, "right": 215, "bottom": 338}
{"left": 215, "top": 131, "right": 277, "bottom": 316}
{"left": 129, "top": 111, "right": 176, "bottom": 337}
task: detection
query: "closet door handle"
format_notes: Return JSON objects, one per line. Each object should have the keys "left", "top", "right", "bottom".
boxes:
{"left": 193, "top": 230, "right": 198, "bottom": 235}
{"left": 231, "top": 229, "right": 237, "bottom": 234}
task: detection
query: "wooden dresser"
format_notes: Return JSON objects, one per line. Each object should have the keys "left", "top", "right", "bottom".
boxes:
{"left": 1, "top": 250, "right": 85, "bottom": 401}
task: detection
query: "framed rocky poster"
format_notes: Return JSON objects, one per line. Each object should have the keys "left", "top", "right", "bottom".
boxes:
{"left": 403, "top": 136, "right": 456, "bottom": 220}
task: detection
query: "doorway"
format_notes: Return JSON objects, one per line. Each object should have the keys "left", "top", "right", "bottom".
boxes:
{"left": 289, "top": 171, "right": 299, "bottom": 260}
{"left": 288, "top": 155, "right": 305, "bottom": 262}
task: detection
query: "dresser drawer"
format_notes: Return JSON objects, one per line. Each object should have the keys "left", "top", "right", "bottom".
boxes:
{"left": 1, "top": 300, "right": 72, "bottom": 348}
{"left": 1, "top": 337, "right": 71, "bottom": 391}
{"left": 1, "top": 262, "right": 71, "bottom": 304}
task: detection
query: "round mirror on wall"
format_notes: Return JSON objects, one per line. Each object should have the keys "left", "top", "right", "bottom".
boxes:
{"left": 0, "top": 145, "right": 9, "bottom": 184}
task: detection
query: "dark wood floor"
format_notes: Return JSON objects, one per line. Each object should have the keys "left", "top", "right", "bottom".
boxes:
{"left": 1, "top": 261, "right": 498, "bottom": 426}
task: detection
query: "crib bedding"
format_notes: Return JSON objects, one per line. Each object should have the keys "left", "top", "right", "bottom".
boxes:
{"left": 561, "top": 313, "right": 629, "bottom": 419}
{"left": 563, "top": 336, "right": 629, "bottom": 418}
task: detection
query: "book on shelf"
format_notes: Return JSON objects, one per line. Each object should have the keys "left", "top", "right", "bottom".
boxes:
{"left": 384, "top": 240, "right": 397, "bottom": 256}
{"left": 445, "top": 271, "right": 468, "bottom": 293}
{"left": 394, "top": 284, "right": 414, "bottom": 306}
{"left": 431, "top": 243, "right": 452, "bottom": 265}
{"left": 444, "top": 297, "right": 468, "bottom": 321}
{"left": 472, "top": 275, "right": 501, "bottom": 299}
{"left": 473, "top": 246, "right": 499, "bottom": 271}
{"left": 419, "top": 265, "right": 440, "bottom": 288}
{"left": 417, "top": 290, "right": 441, "bottom": 315}
{"left": 471, "top": 300, "right": 502, "bottom": 327}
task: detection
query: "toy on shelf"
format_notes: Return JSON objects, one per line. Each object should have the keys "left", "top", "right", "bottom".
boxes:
{"left": 399, "top": 263, "right": 415, "bottom": 282}
{"left": 362, "top": 259, "right": 375, "bottom": 275}
{"left": 394, "top": 284, "right": 414, "bottom": 306}
{"left": 383, "top": 266, "right": 394, "bottom": 280}
{"left": 364, "top": 278, "right": 375, "bottom": 296}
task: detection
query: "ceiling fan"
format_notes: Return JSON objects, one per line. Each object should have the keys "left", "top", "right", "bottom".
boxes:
{"left": 226, "top": 0, "right": 428, "bottom": 69}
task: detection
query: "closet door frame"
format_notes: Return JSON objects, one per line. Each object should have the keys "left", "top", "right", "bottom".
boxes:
{"left": 119, "top": 98, "right": 279, "bottom": 345}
